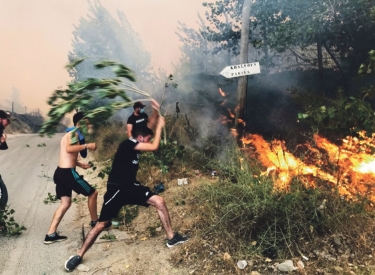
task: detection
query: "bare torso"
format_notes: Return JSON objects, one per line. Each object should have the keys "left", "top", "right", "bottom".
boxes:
{"left": 58, "top": 132, "right": 79, "bottom": 168}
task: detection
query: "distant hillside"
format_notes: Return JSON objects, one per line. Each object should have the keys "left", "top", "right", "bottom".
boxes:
{"left": 4, "top": 113, "right": 66, "bottom": 134}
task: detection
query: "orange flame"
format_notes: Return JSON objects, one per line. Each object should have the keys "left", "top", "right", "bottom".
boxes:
{"left": 218, "top": 88, "right": 228, "bottom": 97}
{"left": 243, "top": 133, "right": 375, "bottom": 202}
{"left": 227, "top": 108, "right": 235, "bottom": 119}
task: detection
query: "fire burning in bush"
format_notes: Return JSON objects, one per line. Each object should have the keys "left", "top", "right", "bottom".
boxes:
{"left": 241, "top": 131, "right": 375, "bottom": 203}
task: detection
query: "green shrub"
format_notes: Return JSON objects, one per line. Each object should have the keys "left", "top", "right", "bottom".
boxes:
{"left": 0, "top": 205, "right": 27, "bottom": 236}
{"left": 141, "top": 139, "right": 185, "bottom": 174}
{"left": 194, "top": 145, "right": 371, "bottom": 258}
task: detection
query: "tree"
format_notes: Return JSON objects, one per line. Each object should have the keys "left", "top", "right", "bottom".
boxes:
{"left": 176, "top": 14, "right": 232, "bottom": 76}
{"left": 252, "top": 0, "right": 375, "bottom": 92}
{"left": 201, "top": 0, "right": 375, "bottom": 95}
{"left": 68, "top": 0, "right": 152, "bottom": 82}
{"left": 201, "top": 0, "right": 244, "bottom": 56}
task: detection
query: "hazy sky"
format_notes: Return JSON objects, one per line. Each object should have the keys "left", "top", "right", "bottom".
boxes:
{"left": 0, "top": 0, "right": 205, "bottom": 114}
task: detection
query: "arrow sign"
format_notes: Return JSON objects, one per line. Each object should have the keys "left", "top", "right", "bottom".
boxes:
{"left": 220, "top": 62, "right": 260, "bottom": 78}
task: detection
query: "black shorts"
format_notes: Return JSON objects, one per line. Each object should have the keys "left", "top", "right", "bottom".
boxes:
{"left": 98, "top": 182, "right": 155, "bottom": 221}
{"left": 53, "top": 167, "right": 96, "bottom": 199}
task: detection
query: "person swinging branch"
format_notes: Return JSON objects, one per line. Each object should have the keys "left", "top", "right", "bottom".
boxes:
{"left": 65, "top": 114, "right": 187, "bottom": 272}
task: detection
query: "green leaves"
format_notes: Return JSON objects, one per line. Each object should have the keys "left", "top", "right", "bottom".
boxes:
{"left": 39, "top": 59, "right": 136, "bottom": 137}
{"left": 292, "top": 86, "right": 375, "bottom": 138}
{"left": 95, "top": 60, "right": 136, "bottom": 82}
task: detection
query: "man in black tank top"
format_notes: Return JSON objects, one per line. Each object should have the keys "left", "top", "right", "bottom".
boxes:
{"left": 65, "top": 115, "right": 188, "bottom": 272}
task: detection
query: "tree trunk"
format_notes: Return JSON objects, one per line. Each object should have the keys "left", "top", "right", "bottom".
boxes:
{"left": 316, "top": 32, "right": 324, "bottom": 96}
{"left": 235, "top": 0, "right": 252, "bottom": 134}
{"left": 323, "top": 42, "right": 346, "bottom": 83}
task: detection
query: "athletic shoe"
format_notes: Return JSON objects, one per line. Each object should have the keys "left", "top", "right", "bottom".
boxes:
{"left": 166, "top": 232, "right": 188, "bottom": 248}
{"left": 90, "top": 220, "right": 112, "bottom": 229}
{"left": 65, "top": 255, "right": 82, "bottom": 272}
{"left": 43, "top": 232, "right": 67, "bottom": 244}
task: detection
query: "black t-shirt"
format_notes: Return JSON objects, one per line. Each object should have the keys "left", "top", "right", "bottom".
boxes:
{"left": 127, "top": 113, "right": 148, "bottom": 134}
{"left": 108, "top": 138, "right": 140, "bottom": 186}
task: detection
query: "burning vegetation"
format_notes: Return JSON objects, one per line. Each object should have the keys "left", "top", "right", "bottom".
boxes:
{"left": 242, "top": 132, "right": 375, "bottom": 203}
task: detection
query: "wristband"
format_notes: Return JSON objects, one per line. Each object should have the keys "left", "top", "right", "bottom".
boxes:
{"left": 84, "top": 144, "right": 87, "bottom": 149}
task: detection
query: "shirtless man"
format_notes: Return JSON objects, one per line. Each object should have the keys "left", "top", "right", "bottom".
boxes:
{"left": 44, "top": 112, "right": 99, "bottom": 244}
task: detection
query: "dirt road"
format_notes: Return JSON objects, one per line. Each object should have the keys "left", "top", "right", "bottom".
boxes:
{"left": 0, "top": 133, "right": 191, "bottom": 275}
{"left": 0, "top": 133, "right": 77, "bottom": 275}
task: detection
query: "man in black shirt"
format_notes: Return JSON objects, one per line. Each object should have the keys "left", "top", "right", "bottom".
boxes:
{"left": 126, "top": 100, "right": 159, "bottom": 138}
{"left": 65, "top": 115, "right": 187, "bottom": 272}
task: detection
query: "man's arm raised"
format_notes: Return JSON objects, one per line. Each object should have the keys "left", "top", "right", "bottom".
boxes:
{"left": 135, "top": 116, "right": 165, "bottom": 152}
{"left": 147, "top": 99, "right": 160, "bottom": 131}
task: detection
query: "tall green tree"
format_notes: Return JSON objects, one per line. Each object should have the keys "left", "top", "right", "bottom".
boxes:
{"left": 201, "top": 0, "right": 375, "bottom": 94}
{"left": 253, "top": 0, "right": 375, "bottom": 93}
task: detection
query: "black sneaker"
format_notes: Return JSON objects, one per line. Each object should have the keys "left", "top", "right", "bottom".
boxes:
{"left": 65, "top": 255, "right": 82, "bottom": 272}
{"left": 44, "top": 232, "right": 67, "bottom": 244}
{"left": 90, "top": 220, "right": 112, "bottom": 229}
{"left": 166, "top": 232, "right": 188, "bottom": 248}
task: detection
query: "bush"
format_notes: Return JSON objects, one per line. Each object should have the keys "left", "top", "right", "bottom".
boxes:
{"left": 192, "top": 144, "right": 372, "bottom": 259}
{"left": 141, "top": 138, "right": 186, "bottom": 174}
{"left": 0, "top": 205, "right": 27, "bottom": 236}
{"left": 92, "top": 123, "right": 127, "bottom": 162}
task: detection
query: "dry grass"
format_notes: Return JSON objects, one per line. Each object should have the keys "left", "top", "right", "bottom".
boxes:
{"left": 86, "top": 122, "right": 375, "bottom": 275}
{"left": 92, "top": 123, "right": 127, "bottom": 162}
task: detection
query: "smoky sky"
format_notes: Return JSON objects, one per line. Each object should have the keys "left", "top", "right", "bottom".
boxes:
{"left": 0, "top": 0, "right": 205, "bottom": 115}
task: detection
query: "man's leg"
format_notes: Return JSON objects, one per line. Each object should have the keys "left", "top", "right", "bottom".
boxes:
{"left": 65, "top": 221, "right": 108, "bottom": 272}
{"left": 147, "top": 195, "right": 174, "bottom": 239}
{"left": 47, "top": 196, "right": 71, "bottom": 235}
{"left": 147, "top": 195, "right": 188, "bottom": 247}
{"left": 44, "top": 196, "right": 71, "bottom": 244}
{"left": 79, "top": 221, "right": 107, "bottom": 257}
{"left": 87, "top": 190, "right": 98, "bottom": 222}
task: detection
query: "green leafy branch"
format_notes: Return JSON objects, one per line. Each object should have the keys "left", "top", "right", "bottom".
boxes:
{"left": 0, "top": 205, "right": 27, "bottom": 236}
{"left": 39, "top": 59, "right": 166, "bottom": 143}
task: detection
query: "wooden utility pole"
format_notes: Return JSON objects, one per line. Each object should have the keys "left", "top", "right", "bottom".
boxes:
{"left": 235, "top": 0, "right": 252, "bottom": 134}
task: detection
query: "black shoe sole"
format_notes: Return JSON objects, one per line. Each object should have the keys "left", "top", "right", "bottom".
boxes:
{"left": 44, "top": 238, "right": 67, "bottom": 244}
{"left": 166, "top": 240, "right": 187, "bottom": 248}
{"left": 65, "top": 255, "right": 81, "bottom": 272}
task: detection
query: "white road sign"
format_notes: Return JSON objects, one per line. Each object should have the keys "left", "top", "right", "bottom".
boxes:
{"left": 220, "top": 62, "right": 260, "bottom": 78}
